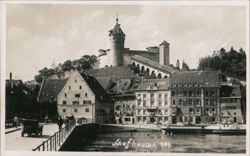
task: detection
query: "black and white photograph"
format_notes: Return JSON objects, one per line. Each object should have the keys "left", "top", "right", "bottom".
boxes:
{"left": 1, "top": 0, "right": 249, "bottom": 155}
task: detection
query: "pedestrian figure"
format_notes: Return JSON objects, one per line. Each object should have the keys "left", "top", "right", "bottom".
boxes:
{"left": 13, "top": 116, "right": 18, "bottom": 128}
{"left": 57, "top": 117, "right": 63, "bottom": 131}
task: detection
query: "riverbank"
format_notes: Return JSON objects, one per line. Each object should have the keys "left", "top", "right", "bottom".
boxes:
{"left": 59, "top": 123, "right": 246, "bottom": 153}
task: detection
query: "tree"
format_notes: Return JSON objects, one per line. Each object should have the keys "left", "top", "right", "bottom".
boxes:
{"left": 176, "top": 59, "right": 180, "bottom": 70}
{"left": 34, "top": 55, "right": 99, "bottom": 83}
{"left": 197, "top": 47, "right": 246, "bottom": 79}
{"left": 182, "top": 60, "right": 190, "bottom": 71}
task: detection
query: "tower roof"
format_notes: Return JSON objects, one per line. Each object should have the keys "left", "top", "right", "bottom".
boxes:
{"left": 109, "top": 16, "right": 125, "bottom": 37}
{"left": 159, "top": 40, "right": 169, "bottom": 46}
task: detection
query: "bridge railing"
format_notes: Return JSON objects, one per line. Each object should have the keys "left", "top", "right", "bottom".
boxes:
{"left": 32, "top": 119, "right": 76, "bottom": 151}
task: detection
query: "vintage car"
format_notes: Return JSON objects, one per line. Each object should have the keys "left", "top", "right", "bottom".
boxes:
{"left": 21, "top": 119, "right": 43, "bottom": 137}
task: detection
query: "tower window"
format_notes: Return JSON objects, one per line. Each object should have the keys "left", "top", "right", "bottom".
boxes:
{"left": 85, "top": 93, "right": 88, "bottom": 97}
{"left": 79, "top": 85, "right": 82, "bottom": 90}
{"left": 65, "top": 93, "right": 67, "bottom": 97}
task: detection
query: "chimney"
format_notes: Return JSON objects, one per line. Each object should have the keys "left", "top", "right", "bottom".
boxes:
{"left": 10, "top": 72, "right": 14, "bottom": 89}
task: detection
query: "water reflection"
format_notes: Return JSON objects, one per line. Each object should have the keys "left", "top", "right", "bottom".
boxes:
{"left": 74, "top": 131, "right": 246, "bottom": 153}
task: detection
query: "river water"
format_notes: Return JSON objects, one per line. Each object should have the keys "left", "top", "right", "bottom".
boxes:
{"left": 72, "top": 131, "right": 246, "bottom": 153}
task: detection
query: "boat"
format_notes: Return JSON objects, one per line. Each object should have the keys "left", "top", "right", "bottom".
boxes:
{"left": 204, "top": 124, "right": 246, "bottom": 134}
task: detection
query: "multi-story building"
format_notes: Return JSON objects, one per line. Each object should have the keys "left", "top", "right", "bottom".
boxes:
{"left": 86, "top": 66, "right": 140, "bottom": 124}
{"left": 135, "top": 79, "right": 172, "bottom": 124}
{"left": 220, "top": 84, "right": 244, "bottom": 123}
{"left": 169, "top": 71, "right": 220, "bottom": 125}
{"left": 38, "top": 70, "right": 114, "bottom": 123}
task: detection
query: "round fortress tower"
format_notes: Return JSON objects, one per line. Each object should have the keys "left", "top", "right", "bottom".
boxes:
{"left": 108, "top": 17, "right": 125, "bottom": 66}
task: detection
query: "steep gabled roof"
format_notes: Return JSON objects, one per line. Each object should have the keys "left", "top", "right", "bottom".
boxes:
{"left": 38, "top": 78, "right": 68, "bottom": 103}
{"left": 220, "top": 85, "right": 241, "bottom": 98}
{"left": 159, "top": 40, "right": 169, "bottom": 46}
{"left": 80, "top": 73, "right": 112, "bottom": 102}
{"left": 169, "top": 71, "right": 220, "bottom": 87}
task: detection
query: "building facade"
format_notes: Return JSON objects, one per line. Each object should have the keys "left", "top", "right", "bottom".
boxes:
{"left": 169, "top": 71, "right": 220, "bottom": 125}
{"left": 220, "top": 84, "right": 244, "bottom": 123}
{"left": 57, "top": 70, "right": 114, "bottom": 123}
{"left": 135, "top": 79, "right": 173, "bottom": 125}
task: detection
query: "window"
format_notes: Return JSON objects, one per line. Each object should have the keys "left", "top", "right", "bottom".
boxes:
{"left": 138, "top": 99, "right": 141, "bottom": 106}
{"left": 205, "top": 99, "right": 209, "bottom": 105}
{"left": 72, "top": 101, "right": 79, "bottom": 105}
{"left": 189, "top": 108, "right": 193, "bottom": 114}
{"left": 183, "top": 91, "right": 187, "bottom": 96}
{"left": 211, "top": 100, "right": 217, "bottom": 106}
{"left": 210, "top": 91, "right": 215, "bottom": 96}
{"left": 164, "top": 93, "right": 168, "bottom": 99}
{"left": 63, "top": 101, "right": 67, "bottom": 105}
{"left": 79, "top": 86, "right": 82, "bottom": 90}
{"left": 63, "top": 109, "right": 66, "bottom": 112}
{"left": 68, "top": 86, "right": 71, "bottom": 90}
{"left": 212, "top": 108, "right": 216, "bottom": 113}
{"left": 150, "top": 93, "right": 154, "bottom": 99}
{"left": 164, "top": 101, "right": 168, "bottom": 106}
{"left": 196, "top": 91, "right": 201, "bottom": 96}
{"left": 234, "top": 112, "right": 237, "bottom": 115}
{"left": 159, "top": 101, "right": 162, "bottom": 106}
{"left": 143, "top": 94, "right": 147, "bottom": 98}
{"left": 205, "top": 91, "right": 209, "bottom": 96}
{"left": 179, "top": 99, "right": 183, "bottom": 105}
{"left": 189, "top": 91, "right": 193, "bottom": 96}
{"left": 228, "top": 112, "right": 230, "bottom": 115}
{"left": 137, "top": 94, "right": 141, "bottom": 97}
{"left": 158, "top": 93, "right": 162, "bottom": 99}
{"left": 143, "top": 100, "right": 146, "bottom": 106}
{"left": 75, "top": 94, "right": 80, "bottom": 98}
{"left": 85, "top": 108, "right": 89, "bottom": 112}
{"left": 196, "top": 99, "right": 200, "bottom": 106}
{"left": 83, "top": 100, "right": 92, "bottom": 104}
{"left": 65, "top": 93, "right": 67, "bottom": 97}
{"left": 85, "top": 93, "right": 88, "bottom": 97}
{"left": 75, "top": 80, "right": 77, "bottom": 83}
{"left": 172, "top": 91, "right": 175, "bottom": 96}
{"left": 74, "top": 109, "right": 77, "bottom": 112}
{"left": 188, "top": 99, "right": 193, "bottom": 105}
{"left": 172, "top": 100, "right": 175, "bottom": 105}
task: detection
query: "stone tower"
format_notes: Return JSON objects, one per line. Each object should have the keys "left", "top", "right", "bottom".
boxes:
{"left": 159, "top": 40, "right": 170, "bottom": 65}
{"left": 108, "top": 17, "right": 125, "bottom": 66}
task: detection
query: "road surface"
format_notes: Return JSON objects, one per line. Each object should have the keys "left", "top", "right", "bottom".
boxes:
{"left": 5, "top": 124, "right": 58, "bottom": 151}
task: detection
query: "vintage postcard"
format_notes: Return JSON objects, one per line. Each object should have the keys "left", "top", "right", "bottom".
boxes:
{"left": 1, "top": 0, "right": 249, "bottom": 156}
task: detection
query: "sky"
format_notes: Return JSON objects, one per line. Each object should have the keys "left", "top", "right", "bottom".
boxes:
{"left": 6, "top": 3, "right": 247, "bottom": 81}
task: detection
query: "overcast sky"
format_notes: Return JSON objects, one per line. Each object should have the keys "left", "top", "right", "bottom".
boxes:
{"left": 6, "top": 3, "right": 247, "bottom": 81}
